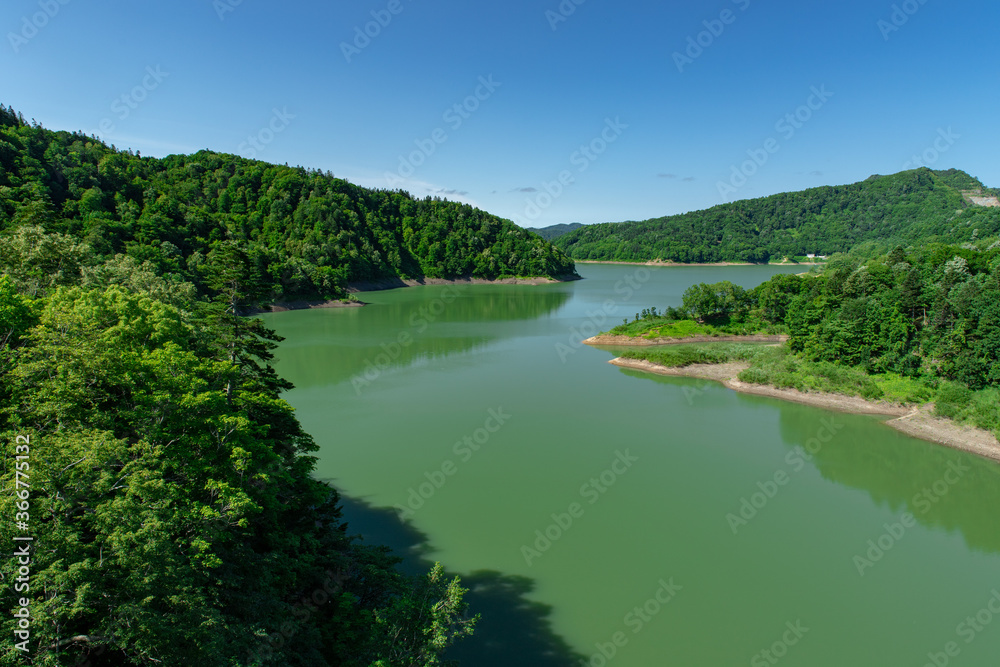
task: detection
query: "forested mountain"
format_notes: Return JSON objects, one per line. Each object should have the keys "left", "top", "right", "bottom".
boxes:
{"left": 524, "top": 222, "right": 584, "bottom": 241}
{"left": 0, "top": 105, "right": 576, "bottom": 306}
{"left": 555, "top": 169, "right": 1000, "bottom": 263}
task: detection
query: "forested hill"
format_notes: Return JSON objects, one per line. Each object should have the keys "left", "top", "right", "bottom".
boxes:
{"left": 525, "top": 222, "right": 584, "bottom": 241}
{"left": 0, "top": 105, "right": 576, "bottom": 304}
{"left": 554, "top": 169, "right": 1000, "bottom": 263}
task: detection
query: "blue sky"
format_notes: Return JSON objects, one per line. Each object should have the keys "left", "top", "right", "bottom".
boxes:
{"left": 2, "top": 0, "right": 998, "bottom": 227}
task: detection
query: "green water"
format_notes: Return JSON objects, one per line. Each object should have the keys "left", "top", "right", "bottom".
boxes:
{"left": 264, "top": 264, "right": 1000, "bottom": 667}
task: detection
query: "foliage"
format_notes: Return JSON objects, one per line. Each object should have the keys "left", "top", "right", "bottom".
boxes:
{"left": 607, "top": 240, "right": 1000, "bottom": 437}
{"left": 619, "top": 343, "right": 765, "bottom": 368}
{"left": 0, "top": 283, "right": 476, "bottom": 662}
{"left": 0, "top": 104, "right": 576, "bottom": 306}
{"left": 555, "top": 168, "right": 1000, "bottom": 263}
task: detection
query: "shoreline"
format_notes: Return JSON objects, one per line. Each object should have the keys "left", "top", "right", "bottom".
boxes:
{"left": 574, "top": 259, "right": 819, "bottom": 268}
{"left": 347, "top": 273, "right": 581, "bottom": 293}
{"left": 609, "top": 357, "right": 1000, "bottom": 463}
{"left": 253, "top": 273, "right": 582, "bottom": 312}
{"left": 585, "top": 334, "right": 788, "bottom": 347}
{"left": 246, "top": 298, "right": 365, "bottom": 314}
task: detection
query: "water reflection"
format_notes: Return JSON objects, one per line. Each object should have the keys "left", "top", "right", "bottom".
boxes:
{"left": 263, "top": 285, "right": 571, "bottom": 389}
{"left": 772, "top": 404, "right": 1000, "bottom": 555}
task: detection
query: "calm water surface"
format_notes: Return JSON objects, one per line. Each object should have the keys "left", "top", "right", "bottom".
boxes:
{"left": 264, "top": 264, "right": 1000, "bottom": 667}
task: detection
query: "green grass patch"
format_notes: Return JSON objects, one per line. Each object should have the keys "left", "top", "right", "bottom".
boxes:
{"left": 606, "top": 316, "right": 781, "bottom": 338}
{"left": 620, "top": 343, "right": 770, "bottom": 368}
{"left": 608, "top": 317, "right": 720, "bottom": 338}
{"left": 874, "top": 373, "right": 935, "bottom": 405}
{"left": 935, "top": 383, "right": 1000, "bottom": 438}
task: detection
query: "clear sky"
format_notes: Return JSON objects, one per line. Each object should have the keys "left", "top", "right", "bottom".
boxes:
{"left": 2, "top": 0, "right": 998, "bottom": 227}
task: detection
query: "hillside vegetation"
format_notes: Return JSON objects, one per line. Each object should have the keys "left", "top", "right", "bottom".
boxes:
{"left": 0, "top": 105, "right": 576, "bottom": 306}
{"left": 611, "top": 240, "right": 1000, "bottom": 436}
{"left": 524, "top": 222, "right": 584, "bottom": 241}
{"left": 555, "top": 169, "right": 1000, "bottom": 263}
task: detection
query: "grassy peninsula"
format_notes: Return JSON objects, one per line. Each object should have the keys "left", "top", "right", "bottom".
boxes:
{"left": 587, "top": 242, "right": 1000, "bottom": 458}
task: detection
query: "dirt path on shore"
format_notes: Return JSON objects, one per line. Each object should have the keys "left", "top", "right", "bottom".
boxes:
{"left": 610, "top": 357, "right": 1000, "bottom": 463}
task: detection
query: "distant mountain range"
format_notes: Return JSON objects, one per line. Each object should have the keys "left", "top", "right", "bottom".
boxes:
{"left": 525, "top": 222, "right": 585, "bottom": 241}
{"left": 552, "top": 169, "right": 1000, "bottom": 263}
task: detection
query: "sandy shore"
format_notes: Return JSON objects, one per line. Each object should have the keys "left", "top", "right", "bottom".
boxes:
{"left": 610, "top": 357, "right": 1000, "bottom": 463}
{"left": 347, "top": 273, "right": 580, "bottom": 293}
{"left": 585, "top": 334, "right": 788, "bottom": 347}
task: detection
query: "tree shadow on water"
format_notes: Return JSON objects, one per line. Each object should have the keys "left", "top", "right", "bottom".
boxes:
{"left": 335, "top": 494, "right": 587, "bottom": 667}
{"left": 446, "top": 570, "right": 586, "bottom": 667}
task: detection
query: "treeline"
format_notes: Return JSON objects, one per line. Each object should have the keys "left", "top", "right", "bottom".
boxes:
{"left": 555, "top": 169, "right": 1000, "bottom": 263}
{"left": 617, "top": 239, "right": 1000, "bottom": 433}
{"left": 0, "top": 104, "right": 576, "bottom": 305}
{"left": 0, "top": 241, "right": 477, "bottom": 664}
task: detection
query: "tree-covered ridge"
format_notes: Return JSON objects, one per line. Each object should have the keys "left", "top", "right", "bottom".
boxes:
{"left": 0, "top": 251, "right": 478, "bottom": 664}
{"left": 555, "top": 169, "right": 1000, "bottom": 263}
{"left": 524, "top": 223, "right": 584, "bottom": 241}
{"left": 0, "top": 104, "right": 576, "bottom": 305}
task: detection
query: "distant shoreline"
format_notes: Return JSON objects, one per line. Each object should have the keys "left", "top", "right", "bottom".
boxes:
{"left": 347, "top": 273, "right": 581, "bottom": 293}
{"left": 574, "top": 260, "right": 819, "bottom": 268}
{"left": 253, "top": 273, "right": 581, "bottom": 313}
{"left": 609, "top": 357, "right": 1000, "bottom": 464}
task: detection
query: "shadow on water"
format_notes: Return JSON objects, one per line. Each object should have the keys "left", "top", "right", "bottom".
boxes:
{"left": 335, "top": 495, "right": 587, "bottom": 667}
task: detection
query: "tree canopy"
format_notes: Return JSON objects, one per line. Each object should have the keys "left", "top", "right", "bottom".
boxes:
{"left": 554, "top": 169, "right": 1000, "bottom": 264}
{"left": 0, "top": 104, "right": 576, "bottom": 307}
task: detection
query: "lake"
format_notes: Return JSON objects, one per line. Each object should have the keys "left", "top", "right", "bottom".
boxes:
{"left": 263, "top": 263, "right": 1000, "bottom": 667}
